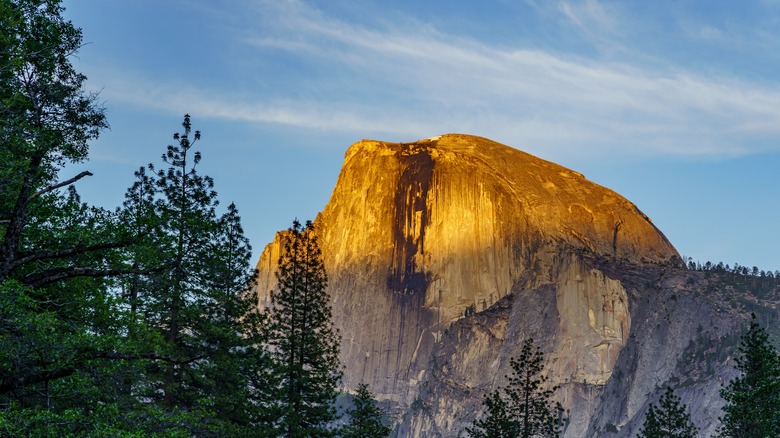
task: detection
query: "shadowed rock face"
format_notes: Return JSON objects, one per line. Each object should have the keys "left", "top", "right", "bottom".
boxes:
{"left": 399, "top": 256, "right": 776, "bottom": 438}
{"left": 254, "top": 134, "right": 699, "bottom": 435}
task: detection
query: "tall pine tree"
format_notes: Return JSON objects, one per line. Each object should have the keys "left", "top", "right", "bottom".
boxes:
{"left": 638, "top": 387, "right": 698, "bottom": 438}
{"left": 264, "top": 219, "right": 342, "bottom": 437}
{"left": 121, "top": 115, "right": 264, "bottom": 435}
{"left": 718, "top": 313, "right": 780, "bottom": 437}
{"left": 0, "top": 1, "right": 269, "bottom": 432}
{"left": 466, "top": 338, "right": 565, "bottom": 438}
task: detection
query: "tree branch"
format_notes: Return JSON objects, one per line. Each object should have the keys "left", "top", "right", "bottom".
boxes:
{"left": 94, "top": 352, "right": 204, "bottom": 365}
{"left": 0, "top": 352, "right": 204, "bottom": 395}
{"left": 22, "top": 265, "right": 165, "bottom": 289}
{"left": 0, "top": 367, "right": 75, "bottom": 395}
{"left": 0, "top": 149, "right": 46, "bottom": 279}
{"left": 11, "top": 240, "right": 132, "bottom": 271}
{"left": 28, "top": 170, "right": 93, "bottom": 200}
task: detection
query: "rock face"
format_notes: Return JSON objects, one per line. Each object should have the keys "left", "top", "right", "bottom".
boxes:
{"left": 254, "top": 134, "right": 776, "bottom": 437}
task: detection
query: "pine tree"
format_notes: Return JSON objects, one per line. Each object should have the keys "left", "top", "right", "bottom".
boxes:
{"left": 201, "top": 202, "right": 273, "bottom": 433}
{"left": 121, "top": 115, "right": 264, "bottom": 434}
{"left": 718, "top": 313, "right": 780, "bottom": 437}
{"left": 638, "top": 387, "right": 698, "bottom": 438}
{"left": 466, "top": 338, "right": 565, "bottom": 438}
{"left": 342, "top": 383, "right": 392, "bottom": 438}
{"left": 0, "top": 1, "right": 268, "bottom": 432}
{"left": 148, "top": 114, "right": 218, "bottom": 411}
{"left": 264, "top": 219, "right": 342, "bottom": 437}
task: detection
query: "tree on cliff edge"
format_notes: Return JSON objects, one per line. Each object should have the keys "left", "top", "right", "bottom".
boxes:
{"left": 466, "top": 338, "right": 565, "bottom": 438}
{"left": 264, "top": 219, "right": 342, "bottom": 437}
{"left": 638, "top": 387, "right": 698, "bottom": 438}
{"left": 718, "top": 313, "right": 780, "bottom": 437}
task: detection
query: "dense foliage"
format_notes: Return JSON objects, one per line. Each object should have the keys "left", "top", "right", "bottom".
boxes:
{"left": 1, "top": 105, "right": 265, "bottom": 434}
{"left": 0, "top": 1, "right": 268, "bottom": 431}
{"left": 466, "top": 338, "right": 565, "bottom": 438}
{"left": 117, "top": 115, "right": 265, "bottom": 435}
{"left": 0, "top": 2, "right": 369, "bottom": 436}
{"left": 0, "top": 0, "right": 128, "bottom": 433}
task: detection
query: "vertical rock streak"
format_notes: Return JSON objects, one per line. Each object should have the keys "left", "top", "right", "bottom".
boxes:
{"left": 253, "top": 134, "right": 683, "bottom": 437}
{"left": 388, "top": 145, "right": 434, "bottom": 296}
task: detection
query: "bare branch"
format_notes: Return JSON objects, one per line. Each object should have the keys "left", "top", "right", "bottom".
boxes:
{"left": 28, "top": 170, "right": 93, "bottom": 200}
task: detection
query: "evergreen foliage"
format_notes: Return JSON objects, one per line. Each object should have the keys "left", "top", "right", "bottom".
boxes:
{"left": 342, "top": 383, "right": 392, "bottom": 438}
{"left": 1, "top": 108, "right": 267, "bottom": 434}
{"left": 0, "top": 3, "right": 273, "bottom": 433}
{"left": 120, "top": 114, "right": 264, "bottom": 434}
{"left": 0, "top": 8, "right": 267, "bottom": 426}
{"left": 718, "top": 313, "right": 780, "bottom": 437}
{"left": 466, "top": 338, "right": 565, "bottom": 438}
{"left": 264, "top": 219, "right": 343, "bottom": 437}
{"left": 638, "top": 387, "right": 698, "bottom": 438}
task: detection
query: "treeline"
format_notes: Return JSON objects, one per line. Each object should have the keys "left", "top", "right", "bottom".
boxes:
{"left": 0, "top": 1, "right": 390, "bottom": 436}
{"left": 465, "top": 315, "right": 780, "bottom": 437}
{"left": 685, "top": 258, "right": 780, "bottom": 279}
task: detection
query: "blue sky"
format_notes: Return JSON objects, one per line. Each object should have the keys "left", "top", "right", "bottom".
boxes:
{"left": 62, "top": 0, "right": 780, "bottom": 270}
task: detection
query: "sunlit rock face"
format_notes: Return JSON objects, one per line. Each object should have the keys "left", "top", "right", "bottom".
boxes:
{"left": 254, "top": 134, "right": 684, "bottom": 436}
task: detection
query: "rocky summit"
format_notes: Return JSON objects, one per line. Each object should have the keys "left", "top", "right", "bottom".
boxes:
{"left": 254, "top": 134, "right": 778, "bottom": 437}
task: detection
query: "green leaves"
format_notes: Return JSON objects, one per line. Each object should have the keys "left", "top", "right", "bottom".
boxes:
{"left": 1, "top": 108, "right": 266, "bottom": 435}
{"left": 465, "top": 390, "right": 518, "bottom": 438}
{"left": 1, "top": 0, "right": 103, "bottom": 274}
{"left": 0, "top": 0, "right": 106, "bottom": 168}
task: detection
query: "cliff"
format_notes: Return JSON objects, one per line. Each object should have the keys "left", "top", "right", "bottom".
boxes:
{"left": 253, "top": 134, "right": 775, "bottom": 437}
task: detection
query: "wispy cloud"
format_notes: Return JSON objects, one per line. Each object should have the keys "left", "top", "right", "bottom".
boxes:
{"left": 90, "top": 0, "right": 780, "bottom": 159}
{"left": 95, "top": 75, "right": 433, "bottom": 137}
{"left": 558, "top": 0, "right": 618, "bottom": 35}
